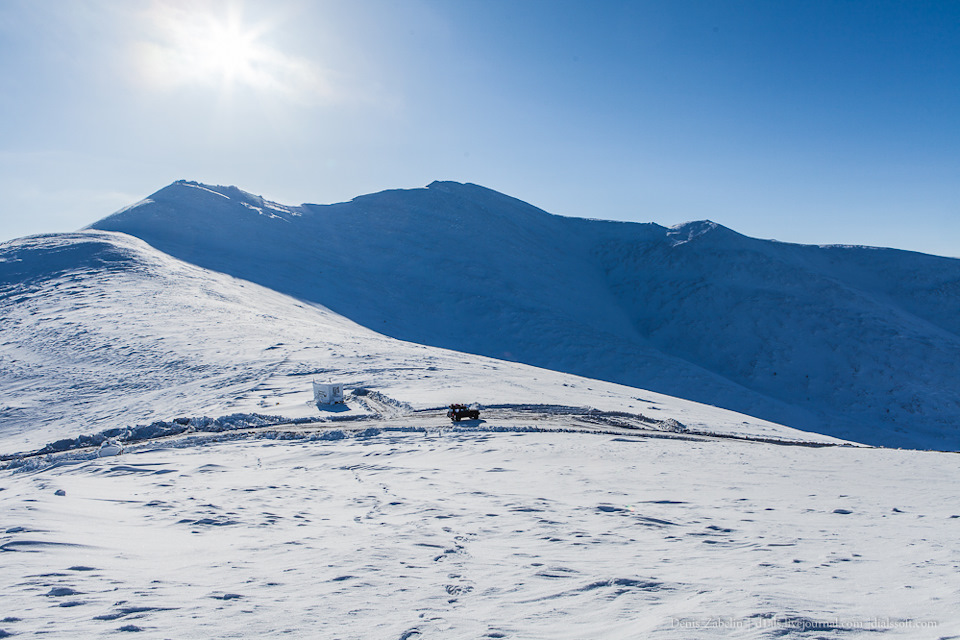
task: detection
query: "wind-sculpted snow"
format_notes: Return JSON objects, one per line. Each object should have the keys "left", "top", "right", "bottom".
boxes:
{"left": 4, "top": 413, "right": 295, "bottom": 461}
{"left": 1, "top": 430, "right": 956, "bottom": 638}
{"left": 89, "top": 180, "right": 960, "bottom": 448}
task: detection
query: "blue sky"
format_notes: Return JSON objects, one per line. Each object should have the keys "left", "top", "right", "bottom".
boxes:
{"left": 1, "top": 0, "right": 958, "bottom": 256}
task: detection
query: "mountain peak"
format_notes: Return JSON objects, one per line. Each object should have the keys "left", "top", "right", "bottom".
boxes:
{"left": 90, "top": 180, "right": 301, "bottom": 234}
{"left": 666, "top": 220, "right": 737, "bottom": 246}
{"left": 426, "top": 180, "right": 468, "bottom": 191}
{"left": 157, "top": 180, "right": 258, "bottom": 204}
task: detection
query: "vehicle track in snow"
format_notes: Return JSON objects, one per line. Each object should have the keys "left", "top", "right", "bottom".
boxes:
{"left": 3, "top": 395, "right": 855, "bottom": 467}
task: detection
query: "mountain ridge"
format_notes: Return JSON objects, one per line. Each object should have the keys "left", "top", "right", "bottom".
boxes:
{"left": 87, "top": 180, "right": 960, "bottom": 449}
{"left": 1, "top": 230, "right": 825, "bottom": 452}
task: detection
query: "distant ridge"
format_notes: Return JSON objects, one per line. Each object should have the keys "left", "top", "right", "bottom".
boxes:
{"left": 89, "top": 180, "right": 960, "bottom": 449}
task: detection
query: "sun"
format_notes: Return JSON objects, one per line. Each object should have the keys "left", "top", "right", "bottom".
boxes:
{"left": 184, "top": 12, "right": 261, "bottom": 86}
{"left": 135, "top": 1, "right": 331, "bottom": 102}
{"left": 139, "top": 2, "right": 271, "bottom": 91}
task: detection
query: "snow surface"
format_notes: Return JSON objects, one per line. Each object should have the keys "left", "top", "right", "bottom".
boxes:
{"left": 2, "top": 225, "right": 959, "bottom": 638}
{"left": 1, "top": 430, "right": 957, "bottom": 639}
{"left": 87, "top": 180, "right": 960, "bottom": 449}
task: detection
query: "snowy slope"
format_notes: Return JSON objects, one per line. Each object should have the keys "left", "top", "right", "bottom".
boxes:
{"left": 3, "top": 229, "right": 959, "bottom": 639}
{"left": 0, "top": 231, "right": 820, "bottom": 453}
{"left": 2, "top": 424, "right": 958, "bottom": 638}
{"left": 89, "top": 180, "right": 960, "bottom": 449}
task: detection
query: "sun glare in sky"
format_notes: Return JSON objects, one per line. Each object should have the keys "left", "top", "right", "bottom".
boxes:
{"left": 184, "top": 12, "right": 260, "bottom": 85}
{"left": 135, "top": 1, "right": 327, "bottom": 101}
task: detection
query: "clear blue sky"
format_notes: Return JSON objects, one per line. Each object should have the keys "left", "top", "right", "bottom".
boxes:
{"left": 1, "top": 0, "right": 958, "bottom": 256}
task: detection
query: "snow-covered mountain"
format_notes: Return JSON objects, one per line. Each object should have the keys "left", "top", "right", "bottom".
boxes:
{"left": 89, "top": 180, "right": 960, "bottom": 449}
{"left": 3, "top": 206, "right": 959, "bottom": 639}
{"left": 0, "top": 230, "right": 815, "bottom": 453}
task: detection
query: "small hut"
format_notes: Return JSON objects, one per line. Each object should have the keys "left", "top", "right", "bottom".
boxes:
{"left": 313, "top": 381, "right": 345, "bottom": 405}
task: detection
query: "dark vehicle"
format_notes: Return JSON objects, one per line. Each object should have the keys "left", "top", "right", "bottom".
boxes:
{"left": 447, "top": 403, "right": 480, "bottom": 422}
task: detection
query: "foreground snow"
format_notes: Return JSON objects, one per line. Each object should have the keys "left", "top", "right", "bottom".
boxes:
{"left": 1, "top": 429, "right": 956, "bottom": 639}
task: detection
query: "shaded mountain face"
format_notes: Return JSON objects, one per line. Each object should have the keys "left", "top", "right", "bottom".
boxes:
{"left": 1, "top": 231, "right": 815, "bottom": 452}
{"left": 90, "top": 180, "right": 960, "bottom": 449}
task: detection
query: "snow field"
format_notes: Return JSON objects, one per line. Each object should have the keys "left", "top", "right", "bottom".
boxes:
{"left": 1, "top": 430, "right": 957, "bottom": 639}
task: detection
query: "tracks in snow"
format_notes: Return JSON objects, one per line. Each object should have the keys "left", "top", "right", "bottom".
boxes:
{"left": 3, "top": 395, "right": 854, "bottom": 467}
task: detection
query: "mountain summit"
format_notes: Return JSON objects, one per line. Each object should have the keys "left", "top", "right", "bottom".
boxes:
{"left": 89, "top": 180, "right": 960, "bottom": 449}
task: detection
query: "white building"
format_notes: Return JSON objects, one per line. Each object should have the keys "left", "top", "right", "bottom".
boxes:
{"left": 313, "top": 382, "right": 345, "bottom": 405}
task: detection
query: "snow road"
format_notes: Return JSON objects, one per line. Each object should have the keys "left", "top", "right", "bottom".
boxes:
{"left": 2, "top": 397, "right": 849, "bottom": 464}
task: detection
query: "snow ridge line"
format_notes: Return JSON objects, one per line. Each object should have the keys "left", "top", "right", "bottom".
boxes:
{"left": 4, "top": 418, "right": 857, "bottom": 473}
{"left": 1, "top": 386, "right": 416, "bottom": 463}
{"left": 6, "top": 425, "right": 676, "bottom": 473}
{"left": 0, "top": 413, "right": 327, "bottom": 463}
